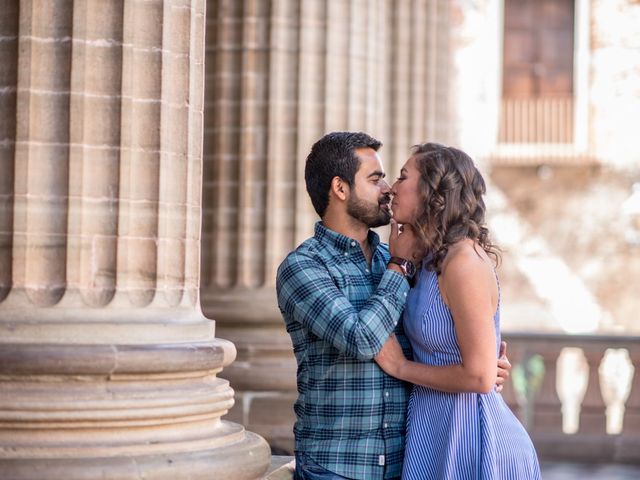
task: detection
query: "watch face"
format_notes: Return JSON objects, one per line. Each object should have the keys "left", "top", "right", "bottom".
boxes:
{"left": 389, "top": 256, "right": 416, "bottom": 278}
{"left": 404, "top": 261, "right": 416, "bottom": 278}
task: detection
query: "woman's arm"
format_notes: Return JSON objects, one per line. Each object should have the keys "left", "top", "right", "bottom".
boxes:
{"left": 375, "top": 246, "right": 499, "bottom": 394}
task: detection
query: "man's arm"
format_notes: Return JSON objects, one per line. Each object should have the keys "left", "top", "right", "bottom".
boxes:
{"left": 376, "top": 335, "right": 511, "bottom": 390}
{"left": 375, "top": 250, "right": 512, "bottom": 392}
{"left": 277, "top": 252, "right": 409, "bottom": 360}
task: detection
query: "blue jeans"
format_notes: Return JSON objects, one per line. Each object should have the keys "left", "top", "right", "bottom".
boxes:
{"left": 294, "top": 453, "right": 350, "bottom": 480}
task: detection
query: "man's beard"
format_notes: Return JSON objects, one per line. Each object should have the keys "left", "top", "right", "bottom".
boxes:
{"left": 347, "top": 191, "right": 392, "bottom": 228}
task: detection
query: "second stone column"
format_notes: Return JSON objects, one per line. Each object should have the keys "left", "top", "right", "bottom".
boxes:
{"left": 201, "top": 0, "right": 453, "bottom": 452}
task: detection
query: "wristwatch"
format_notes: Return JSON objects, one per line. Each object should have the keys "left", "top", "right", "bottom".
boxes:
{"left": 388, "top": 256, "right": 416, "bottom": 279}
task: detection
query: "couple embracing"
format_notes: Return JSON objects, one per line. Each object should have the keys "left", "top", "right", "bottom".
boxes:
{"left": 276, "top": 132, "right": 540, "bottom": 480}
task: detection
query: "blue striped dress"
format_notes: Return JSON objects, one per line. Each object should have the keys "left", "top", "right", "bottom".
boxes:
{"left": 402, "top": 266, "right": 540, "bottom": 479}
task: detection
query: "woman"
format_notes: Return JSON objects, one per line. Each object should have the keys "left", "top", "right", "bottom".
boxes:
{"left": 375, "top": 143, "right": 540, "bottom": 479}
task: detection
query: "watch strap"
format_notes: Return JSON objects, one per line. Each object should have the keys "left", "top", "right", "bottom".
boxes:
{"left": 388, "top": 256, "right": 416, "bottom": 279}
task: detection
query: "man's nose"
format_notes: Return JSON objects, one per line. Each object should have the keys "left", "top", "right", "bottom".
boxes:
{"left": 380, "top": 179, "right": 391, "bottom": 193}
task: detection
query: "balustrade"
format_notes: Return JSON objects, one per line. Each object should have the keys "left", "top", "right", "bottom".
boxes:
{"left": 504, "top": 332, "right": 640, "bottom": 463}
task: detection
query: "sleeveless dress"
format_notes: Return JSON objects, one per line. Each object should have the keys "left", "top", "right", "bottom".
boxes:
{"left": 401, "top": 265, "right": 541, "bottom": 480}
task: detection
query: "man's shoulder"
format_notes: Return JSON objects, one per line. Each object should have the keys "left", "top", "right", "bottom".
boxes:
{"left": 284, "top": 236, "right": 322, "bottom": 260}
{"left": 277, "top": 237, "right": 325, "bottom": 278}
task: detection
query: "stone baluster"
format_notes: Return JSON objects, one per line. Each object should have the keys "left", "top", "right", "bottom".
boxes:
{"left": 623, "top": 350, "right": 640, "bottom": 433}
{"left": 0, "top": 1, "right": 270, "bottom": 478}
{"left": 579, "top": 346, "right": 607, "bottom": 434}
{"left": 572, "top": 345, "right": 612, "bottom": 461}
{"left": 500, "top": 336, "right": 525, "bottom": 422}
{"left": 620, "top": 349, "right": 640, "bottom": 462}
{"left": 531, "top": 344, "right": 564, "bottom": 434}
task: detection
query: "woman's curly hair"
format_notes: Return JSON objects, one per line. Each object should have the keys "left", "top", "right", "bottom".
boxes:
{"left": 410, "top": 142, "right": 500, "bottom": 274}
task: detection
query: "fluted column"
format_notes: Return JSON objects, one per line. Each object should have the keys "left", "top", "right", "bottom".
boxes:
{"left": 0, "top": 1, "right": 270, "bottom": 478}
{"left": 385, "top": 0, "right": 452, "bottom": 175}
{"left": 201, "top": 0, "right": 453, "bottom": 452}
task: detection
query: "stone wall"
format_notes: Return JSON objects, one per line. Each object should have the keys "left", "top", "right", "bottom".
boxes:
{"left": 590, "top": 0, "right": 640, "bottom": 169}
{"left": 448, "top": 0, "right": 502, "bottom": 162}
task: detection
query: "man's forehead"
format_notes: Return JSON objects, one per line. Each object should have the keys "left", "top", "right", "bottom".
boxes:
{"left": 355, "top": 147, "right": 385, "bottom": 173}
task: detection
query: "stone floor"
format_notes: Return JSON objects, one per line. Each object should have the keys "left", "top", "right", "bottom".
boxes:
{"left": 264, "top": 457, "right": 640, "bottom": 479}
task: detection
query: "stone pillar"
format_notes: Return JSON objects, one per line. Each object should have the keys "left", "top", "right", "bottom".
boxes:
{"left": 201, "top": 0, "right": 453, "bottom": 452}
{"left": 531, "top": 345, "right": 564, "bottom": 435}
{"left": 0, "top": 1, "right": 270, "bottom": 478}
{"left": 385, "top": 0, "right": 453, "bottom": 171}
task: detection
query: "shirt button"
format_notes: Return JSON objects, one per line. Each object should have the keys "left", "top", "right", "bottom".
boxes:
{"left": 403, "top": 292, "right": 407, "bottom": 297}
{"left": 351, "top": 241, "right": 356, "bottom": 247}
{"left": 365, "top": 268, "right": 369, "bottom": 273}
{"left": 385, "top": 391, "right": 389, "bottom": 397}
{"left": 344, "top": 252, "right": 349, "bottom": 256}
{"left": 384, "top": 423, "right": 388, "bottom": 428}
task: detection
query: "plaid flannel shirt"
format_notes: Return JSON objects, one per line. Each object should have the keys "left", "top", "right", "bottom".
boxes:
{"left": 276, "top": 222, "right": 412, "bottom": 480}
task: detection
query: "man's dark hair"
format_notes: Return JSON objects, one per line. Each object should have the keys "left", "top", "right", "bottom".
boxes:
{"left": 304, "top": 131, "right": 382, "bottom": 217}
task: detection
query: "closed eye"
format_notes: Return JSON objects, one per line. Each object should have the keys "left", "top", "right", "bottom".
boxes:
{"left": 367, "top": 171, "right": 386, "bottom": 182}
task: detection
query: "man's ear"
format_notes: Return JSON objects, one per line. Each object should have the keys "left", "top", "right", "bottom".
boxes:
{"left": 330, "top": 176, "right": 349, "bottom": 201}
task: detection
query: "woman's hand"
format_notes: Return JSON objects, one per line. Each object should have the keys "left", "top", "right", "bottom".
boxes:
{"left": 495, "top": 340, "right": 511, "bottom": 393}
{"left": 374, "top": 334, "right": 408, "bottom": 379}
{"left": 389, "top": 221, "right": 425, "bottom": 265}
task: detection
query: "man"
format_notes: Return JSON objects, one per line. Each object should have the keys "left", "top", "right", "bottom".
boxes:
{"left": 276, "top": 132, "right": 509, "bottom": 480}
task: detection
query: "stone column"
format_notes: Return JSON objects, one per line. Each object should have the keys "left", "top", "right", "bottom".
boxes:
{"left": 201, "top": 0, "right": 453, "bottom": 452}
{"left": 385, "top": 0, "right": 453, "bottom": 173}
{"left": 0, "top": 1, "right": 270, "bottom": 478}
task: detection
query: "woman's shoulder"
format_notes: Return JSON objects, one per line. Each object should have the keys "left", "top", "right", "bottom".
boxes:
{"left": 438, "top": 239, "right": 498, "bottom": 310}
{"left": 440, "top": 239, "right": 494, "bottom": 284}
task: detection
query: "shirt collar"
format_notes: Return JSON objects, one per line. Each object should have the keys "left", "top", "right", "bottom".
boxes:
{"left": 314, "top": 221, "right": 381, "bottom": 253}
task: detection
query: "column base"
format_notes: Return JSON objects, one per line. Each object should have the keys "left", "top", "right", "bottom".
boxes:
{"left": 0, "top": 426, "right": 270, "bottom": 480}
{"left": 0, "top": 341, "right": 271, "bottom": 479}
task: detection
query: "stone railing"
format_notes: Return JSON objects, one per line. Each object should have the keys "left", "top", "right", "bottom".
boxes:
{"left": 502, "top": 332, "right": 640, "bottom": 464}
{"left": 262, "top": 332, "right": 640, "bottom": 477}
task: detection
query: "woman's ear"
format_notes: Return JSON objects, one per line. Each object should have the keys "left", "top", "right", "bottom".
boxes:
{"left": 330, "top": 176, "right": 349, "bottom": 201}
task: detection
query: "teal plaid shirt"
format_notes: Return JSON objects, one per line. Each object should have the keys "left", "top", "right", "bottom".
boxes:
{"left": 277, "top": 222, "right": 412, "bottom": 480}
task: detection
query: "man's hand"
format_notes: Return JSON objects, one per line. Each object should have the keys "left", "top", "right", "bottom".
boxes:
{"left": 495, "top": 340, "right": 511, "bottom": 393}
{"left": 374, "top": 334, "right": 408, "bottom": 379}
